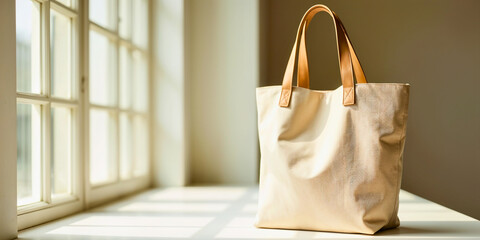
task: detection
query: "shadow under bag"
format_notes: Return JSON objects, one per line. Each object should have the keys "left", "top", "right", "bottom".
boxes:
{"left": 255, "top": 4, "right": 410, "bottom": 234}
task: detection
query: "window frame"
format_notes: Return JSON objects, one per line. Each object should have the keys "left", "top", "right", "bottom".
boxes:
{"left": 16, "top": 0, "right": 153, "bottom": 230}
{"left": 16, "top": 0, "right": 84, "bottom": 230}
{"left": 83, "top": 0, "right": 152, "bottom": 207}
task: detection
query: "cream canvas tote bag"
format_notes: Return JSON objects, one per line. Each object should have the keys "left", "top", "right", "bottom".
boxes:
{"left": 255, "top": 5, "right": 410, "bottom": 234}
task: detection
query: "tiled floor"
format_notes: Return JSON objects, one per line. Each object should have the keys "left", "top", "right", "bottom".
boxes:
{"left": 19, "top": 186, "right": 480, "bottom": 239}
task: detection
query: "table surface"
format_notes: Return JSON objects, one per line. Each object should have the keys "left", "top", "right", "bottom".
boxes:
{"left": 19, "top": 186, "right": 480, "bottom": 239}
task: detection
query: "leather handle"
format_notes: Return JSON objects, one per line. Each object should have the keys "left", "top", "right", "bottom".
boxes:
{"left": 279, "top": 5, "right": 363, "bottom": 107}
{"left": 297, "top": 14, "right": 367, "bottom": 88}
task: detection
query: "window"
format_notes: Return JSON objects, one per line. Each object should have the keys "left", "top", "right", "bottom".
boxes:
{"left": 86, "top": 0, "right": 150, "bottom": 205}
{"left": 15, "top": 0, "right": 151, "bottom": 229}
{"left": 16, "top": 0, "right": 80, "bottom": 217}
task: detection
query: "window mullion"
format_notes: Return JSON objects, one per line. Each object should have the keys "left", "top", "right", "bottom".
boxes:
{"left": 82, "top": 0, "right": 92, "bottom": 207}
{"left": 147, "top": 0, "right": 153, "bottom": 182}
{"left": 42, "top": 1, "right": 51, "bottom": 98}
{"left": 43, "top": 104, "right": 52, "bottom": 204}
{"left": 126, "top": 1, "right": 134, "bottom": 179}
{"left": 115, "top": 0, "right": 121, "bottom": 183}
{"left": 42, "top": 0, "right": 52, "bottom": 204}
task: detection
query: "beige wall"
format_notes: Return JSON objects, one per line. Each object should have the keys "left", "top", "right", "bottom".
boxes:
{"left": 260, "top": 0, "right": 480, "bottom": 219}
{"left": 0, "top": 0, "right": 18, "bottom": 239}
{"left": 188, "top": 0, "right": 259, "bottom": 184}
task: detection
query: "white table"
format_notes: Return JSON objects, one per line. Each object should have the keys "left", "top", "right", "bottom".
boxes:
{"left": 20, "top": 186, "right": 480, "bottom": 239}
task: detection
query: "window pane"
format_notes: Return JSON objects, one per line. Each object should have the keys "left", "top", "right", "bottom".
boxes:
{"left": 51, "top": 107, "right": 72, "bottom": 196}
{"left": 133, "top": 115, "right": 148, "bottom": 177}
{"left": 17, "top": 103, "right": 42, "bottom": 206}
{"left": 119, "top": 113, "right": 132, "bottom": 179}
{"left": 89, "top": 0, "right": 116, "bottom": 30}
{"left": 119, "top": 46, "right": 132, "bottom": 109}
{"left": 132, "top": 51, "right": 148, "bottom": 112}
{"left": 90, "top": 109, "right": 116, "bottom": 185}
{"left": 89, "top": 30, "right": 116, "bottom": 106}
{"left": 50, "top": 10, "right": 72, "bottom": 99}
{"left": 119, "top": 0, "right": 132, "bottom": 39}
{"left": 16, "top": 0, "right": 41, "bottom": 94}
{"left": 132, "top": 0, "right": 148, "bottom": 49}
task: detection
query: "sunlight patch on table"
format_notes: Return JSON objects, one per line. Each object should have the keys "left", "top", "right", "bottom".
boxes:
{"left": 118, "top": 202, "right": 229, "bottom": 213}
{"left": 242, "top": 203, "right": 258, "bottom": 213}
{"left": 149, "top": 187, "right": 248, "bottom": 201}
{"left": 47, "top": 226, "right": 200, "bottom": 238}
{"left": 71, "top": 215, "right": 214, "bottom": 227}
{"left": 215, "top": 227, "right": 296, "bottom": 239}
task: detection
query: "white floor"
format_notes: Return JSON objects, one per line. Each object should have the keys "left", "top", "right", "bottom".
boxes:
{"left": 19, "top": 186, "right": 480, "bottom": 239}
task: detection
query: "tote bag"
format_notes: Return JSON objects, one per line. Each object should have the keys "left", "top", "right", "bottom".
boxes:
{"left": 255, "top": 4, "right": 410, "bottom": 234}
